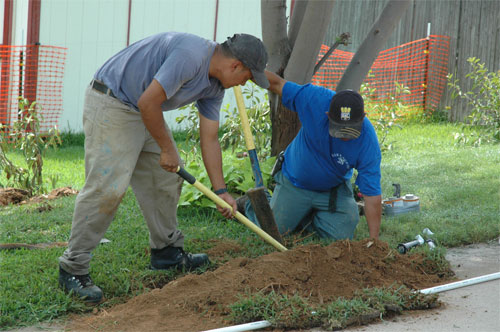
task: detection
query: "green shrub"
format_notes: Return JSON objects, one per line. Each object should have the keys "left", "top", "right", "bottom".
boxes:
{"left": 0, "top": 97, "right": 61, "bottom": 194}
{"left": 448, "top": 57, "right": 500, "bottom": 146}
{"left": 175, "top": 84, "right": 274, "bottom": 208}
{"left": 219, "top": 85, "right": 272, "bottom": 159}
{"left": 361, "top": 81, "right": 410, "bottom": 152}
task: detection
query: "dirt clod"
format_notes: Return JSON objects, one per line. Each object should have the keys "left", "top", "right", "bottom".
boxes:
{"left": 0, "top": 186, "right": 78, "bottom": 206}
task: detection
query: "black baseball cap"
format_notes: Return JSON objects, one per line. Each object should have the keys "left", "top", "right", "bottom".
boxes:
{"left": 328, "top": 90, "right": 365, "bottom": 139}
{"left": 225, "top": 33, "right": 269, "bottom": 89}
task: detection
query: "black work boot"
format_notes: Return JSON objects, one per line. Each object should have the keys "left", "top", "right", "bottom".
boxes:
{"left": 150, "top": 246, "right": 210, "bottom": 271}
{"left": 58, "top": 266, "right": 103, "bottom": 304}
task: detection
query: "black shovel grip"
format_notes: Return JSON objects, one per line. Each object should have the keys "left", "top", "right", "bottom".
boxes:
{"left": 176, "top": 167, "right": 196, "bottom": 184}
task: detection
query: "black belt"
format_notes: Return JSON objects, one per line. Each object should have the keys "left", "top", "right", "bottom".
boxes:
{"left": 329, "top": 183, "right": 342, "bottom": 212}
{"left": 90, "top": 80, "right": 116, "bottom": 98}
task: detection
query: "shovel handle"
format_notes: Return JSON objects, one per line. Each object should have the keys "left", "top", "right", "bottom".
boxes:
{"left": 233, "top": 86, "right": 264, "bottom": 187}
{"left": 176, "top": 167, "right": 287, "bottom": 252}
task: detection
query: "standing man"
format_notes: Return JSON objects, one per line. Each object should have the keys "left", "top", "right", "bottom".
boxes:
{"left": 59, "top": 32, "right": 269, "bottom": 304}
{"left": 244, "top": 71, "right": 381, "bottom": 240}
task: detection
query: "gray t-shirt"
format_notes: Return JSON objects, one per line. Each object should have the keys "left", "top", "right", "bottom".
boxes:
{"left": 94, "top": 32, "right": 224, "bottom": 120}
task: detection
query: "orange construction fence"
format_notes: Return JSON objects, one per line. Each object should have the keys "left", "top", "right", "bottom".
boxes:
{"left": 312, "top": 35, "right": 450, "bottom": 115}
{"left": 0, "top": 45, "right": 67, "bottom": 132}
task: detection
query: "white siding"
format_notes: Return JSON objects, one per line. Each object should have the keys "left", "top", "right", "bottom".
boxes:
{"left": 40, "top": 0, "right": 129, "bottom": 131}
{"left": 12, "top": 0, "right": 29, "bottom": 45}
{"left": 35, "top": 0, "right": 283, "bottom": 132}
{"left": 0, "top": 1, "right": 4, "bottom": 43}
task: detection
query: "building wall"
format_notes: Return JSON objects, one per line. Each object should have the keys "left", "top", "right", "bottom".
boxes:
{"left": 37, "top": 0, "right": 278, "bottom": 132}
{"left": 11, "top": 0, "right": 28, "bottom": 45}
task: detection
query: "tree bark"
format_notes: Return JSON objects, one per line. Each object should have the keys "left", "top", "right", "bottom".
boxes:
{"left": 261, "top": 0, "right": 293, "bottom": 155}
{"left": 287, "top": 0, "right": 308, "bottom": 49}
{"left": 284, "top": 0, "right": 335, "bottom": 84}
{"left": 262, "top": 0, "right": 335, "bottom": 155}
{"left": 261, "top": 0, "right": 290, "bottom": 74}
{"left": 336, "top": 0, "right": 411, "bottom": 91}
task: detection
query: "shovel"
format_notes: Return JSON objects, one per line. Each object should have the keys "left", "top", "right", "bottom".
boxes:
{"left": 232, "top": 86, "right": 283, "bottom": 244}
{"left": 176, "top": 166, "right": 287, "bottom": 252}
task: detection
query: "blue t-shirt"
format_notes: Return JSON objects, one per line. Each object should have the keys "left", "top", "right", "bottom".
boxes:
{"left": 94, "top": 32, "right": 224, "bottom": 121}
{"left": 281, "top": 82, "right": 381, "bottom": 196}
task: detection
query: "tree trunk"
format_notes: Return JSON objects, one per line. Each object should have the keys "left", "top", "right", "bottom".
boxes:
{"left": 336, "top": 0, "right": 412, "bottom": 91}
{"left": 284, "top": 0, "right": 335, "bottom": 84}
{"left": 261, "top": 0, "right": 292, "bottom": 155}
{"left": 262, "top": 0, "right": 335, "bottom": 155}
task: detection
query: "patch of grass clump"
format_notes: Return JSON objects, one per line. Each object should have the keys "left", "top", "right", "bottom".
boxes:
{"left": 229, "top": 285, "right": 439, "bottom": 330}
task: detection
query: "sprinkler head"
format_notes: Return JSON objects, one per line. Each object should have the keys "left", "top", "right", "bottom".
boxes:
{"left": 423, "top": 228, "right": 434, "bottom": 237}
{"left": 397, "top": 234, "right": 425, "bottom": 254}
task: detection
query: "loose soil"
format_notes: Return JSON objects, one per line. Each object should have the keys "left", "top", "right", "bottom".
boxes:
{"left": 0, "top": 187, "right": 78, "bottom": 206}
{"left": 68, "top": 239, "right": 454, "bottom": 332}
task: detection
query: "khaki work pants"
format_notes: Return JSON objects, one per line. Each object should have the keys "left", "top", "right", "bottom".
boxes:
{"left": 59, "top": 87, "right": 184, "bottom": 275}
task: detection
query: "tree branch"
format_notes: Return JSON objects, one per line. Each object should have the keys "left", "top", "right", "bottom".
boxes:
{"left": 336, "top": 0, "right": 411, "bottom": 91}
{"left": 313, "top": 32, "right": 350, "bottom": 76}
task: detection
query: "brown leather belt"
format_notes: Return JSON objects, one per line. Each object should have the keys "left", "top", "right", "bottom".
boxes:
{"left": 90, "top": 80, "right": 116, "bottom": 98}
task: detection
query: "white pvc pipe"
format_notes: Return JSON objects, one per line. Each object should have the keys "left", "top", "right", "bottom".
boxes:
{"left": 202, "top": 272, "right": 500, "bottom": 332}
{"left": 202, "top": 320, "right": 271, "bottom": 332}
{"left": 419, "top": 272, "right": 500, "bottom": 294}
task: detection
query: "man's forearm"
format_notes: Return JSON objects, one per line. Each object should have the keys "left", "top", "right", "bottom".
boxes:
{"left": 140, "top": 105, "right": 175, "bottom": 152}
{"left": 265, "top": 70, "right": 286, "bottom": 96}
{"left": 199, "top": 116, "right": 226, "bottom": 190}
{"left": 363, "top": 195, "right": 382, "bottom": 239}
{"left": 201, "top": 139, "right": 226, "bottom": 190}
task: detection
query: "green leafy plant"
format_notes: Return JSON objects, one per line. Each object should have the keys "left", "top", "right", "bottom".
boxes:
{"left": 174, "top": 84, "right": 274, "bottom": 208}
{"left": 174, "top": 102, "right": 202, "bottom": 159}
{"left": 0, "top": 97, "right": 61, "bottom": 195}
{"left": 177, "top": 152, "right": 275, "bottom": 208}
{"left": 447, "top": 57, "right": 500, "bottom": 146}
{"left": 220, "top": 84, "right": 272, "bottom": 160}
{"left": 361, "top": 81, "right": 410, "bottom": 152}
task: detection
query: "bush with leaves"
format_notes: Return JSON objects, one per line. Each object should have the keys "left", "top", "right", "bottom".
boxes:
{"left": 0, "top": 97, "right": 61, "bottom": 196}
{"left": 177, "top": 152, "right": 275, "bottom": 208}
{"left": 361, "top": 80, "right": 411, "bottom": 152}
{"left": 175, "top": 84, "right": 272, "bottom": 160}
{"left": 174, "top": 85, "right": 274, "bottom": 208}
{"left": 447, "top": 57, "right": 500, "bottom": 146}
{"left": 219, "top": 85, "right": 272, "bottom": 159}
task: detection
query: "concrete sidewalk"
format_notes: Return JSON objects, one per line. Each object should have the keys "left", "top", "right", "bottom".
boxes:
{"left": 345, "top": 241, "right": 500, "bottom": 332}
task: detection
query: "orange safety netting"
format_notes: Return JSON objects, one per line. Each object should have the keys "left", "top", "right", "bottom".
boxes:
{"left": 0, "top": 45, "right": 67, "bottom": 132}
{"left": 312, "top": 35, "right": 450, "bottom": 116}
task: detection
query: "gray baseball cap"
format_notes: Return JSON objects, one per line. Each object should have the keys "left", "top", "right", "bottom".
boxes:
{"left": 225, "top": 33, "right": 269, "bottom": 89}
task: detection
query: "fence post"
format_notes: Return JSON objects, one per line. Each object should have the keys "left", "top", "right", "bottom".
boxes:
{"left": 422, "top": 22, "right": 431, "bottom": 111}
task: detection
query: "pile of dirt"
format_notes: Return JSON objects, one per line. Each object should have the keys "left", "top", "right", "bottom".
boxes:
{"left": 68, "top": 239, "right": 453, "bottom": 332}
{"left": 0, "top": 186, "right": 78, "bottom": 206}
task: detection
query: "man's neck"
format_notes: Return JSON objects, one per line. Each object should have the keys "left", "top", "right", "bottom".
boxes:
{"left": 208, "top": 45, "right": 221, "bottom": 79}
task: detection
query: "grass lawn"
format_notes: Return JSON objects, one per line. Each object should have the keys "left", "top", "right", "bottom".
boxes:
{"left": 0, "top": 122, "right": 499, "bottom": 329}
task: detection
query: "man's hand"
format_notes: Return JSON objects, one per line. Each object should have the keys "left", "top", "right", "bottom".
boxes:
{"left": 159, "top": 147, "right": 181, "bottom": 173}
{"left": 217, "top": 192, "right": 237, "bottom": 219}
